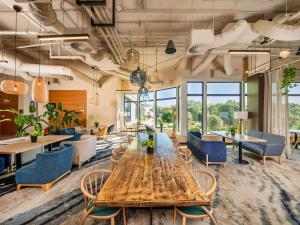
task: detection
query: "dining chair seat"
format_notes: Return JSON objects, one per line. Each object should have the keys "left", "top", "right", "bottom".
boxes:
{"left": 176, "top": 205, "right": 208, "bottom": 216}
{"left": 88, "top": 205, "right": 121, "bottom": 217}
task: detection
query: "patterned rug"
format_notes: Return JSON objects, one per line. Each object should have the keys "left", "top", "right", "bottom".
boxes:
{"left": 0, "top": 134, "right": 128, "bottom": 197}
{"left": 0, "top": 143, "right": 300, "bottom": 225}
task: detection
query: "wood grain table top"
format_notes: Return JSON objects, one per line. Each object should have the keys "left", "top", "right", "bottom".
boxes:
{"left": 0, "top": 135, "right": 73, "bottom": 154}
{"left": 210, "top": 131, "right": 267, "bottom": 143}
{"left": 95, "top": 133, "right": 208, "bottom": 207}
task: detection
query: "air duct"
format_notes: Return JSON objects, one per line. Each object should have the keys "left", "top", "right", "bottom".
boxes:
{"left": 223, "top": 55, "right": 234, "bottom": 76}
{"left": 29, "top": 2, "right": 64, "bottom": 34}
{"left": 253, "top": 20, "right": 300, "bottom": 41}
{"left": 192, "top": 55, "right": 217, "bottom": 76}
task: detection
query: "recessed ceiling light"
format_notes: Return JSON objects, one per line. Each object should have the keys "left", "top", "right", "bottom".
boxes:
{"left": 228, "top": 50, "right": 270, "bottom": 55}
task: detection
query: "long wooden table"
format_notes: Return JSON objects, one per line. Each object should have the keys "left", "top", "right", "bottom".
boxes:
{"left": 0, "top": 135, "right": 72, "bottom": 169}
{"left": 210, "top": 131, "right": 266, "bottom": 165}
{"left": 96, "top": 133, "right": 208, "bottom": 223}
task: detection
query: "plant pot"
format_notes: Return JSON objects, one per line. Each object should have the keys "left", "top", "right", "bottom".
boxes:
{"left": 30, "top": 136, "right": 38, "bottom": 143}
{"left": 147, "top": 147, "right": 154, "bottom": 154}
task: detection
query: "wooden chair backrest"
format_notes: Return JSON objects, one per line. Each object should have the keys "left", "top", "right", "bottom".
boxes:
{"left": 80, "top": 169, "right": 111, "bottom": 210}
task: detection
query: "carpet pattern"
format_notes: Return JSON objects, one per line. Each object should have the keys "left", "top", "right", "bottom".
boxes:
{"left": 0, "top": 143, "right": 299, "bottom": 225}
{"left": 0, "top": 135, "right": 128, "bottom": 197}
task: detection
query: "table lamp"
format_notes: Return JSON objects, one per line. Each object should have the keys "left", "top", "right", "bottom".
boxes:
{"left": 234, "top": 111, "right": 248, "bottom": 135}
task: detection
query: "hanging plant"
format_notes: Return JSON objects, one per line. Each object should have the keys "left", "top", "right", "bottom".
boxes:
{"left": 281, "top": 67, "right": 297, "bottom": 95}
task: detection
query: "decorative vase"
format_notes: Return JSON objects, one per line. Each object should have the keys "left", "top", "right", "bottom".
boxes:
{"left": 147, "top": 147, "right": 154, "bottom": 154}
{"left": 30, "top": 136, "right": 38, "bottom": 143}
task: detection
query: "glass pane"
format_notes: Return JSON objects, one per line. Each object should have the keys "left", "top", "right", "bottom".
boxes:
{"left": 289, "top": 83, "right": 300, "bottom": 95}
{"left": 156, "top": 88, "right": 176, "bottom": 99}
{"left": 207, "top": 83, "right": 240, "bottom": 95}
{"left": 140, "top": 100, "right": 154, "bottom": 126}
{"left": 187, "top": 82, "right": 203, "bottom": 95}
{"left": 139, "top": 92, "right": 154, "bottom": 101}
{"left": 124, "top": 101, "right": 138, "bottom": 125}
{"left": 244, "top": 82, "right": 247, "bottom": 95}
{"left": 207, "top": 96, "right": 240, "bottom": 131}
{"left": 156, "top": 99, "right": 177, "bottom": 128}
{"left": 124, "top": 93, "right": 137, "bottom": 101}
{"left": 288, "top": 96, "right": 300, "bottom": 130}
{"left": 187, "top": 96, "right": 202, "bottom": 132}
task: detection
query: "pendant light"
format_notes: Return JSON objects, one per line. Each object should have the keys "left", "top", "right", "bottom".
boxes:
{"left": 32, "top": 22, "right": 48, "bottom": 103}
{"left": 0, "top": 5, "right": 28, "bottom": 96}
{"left": 165, "top": 11, "right": 176, "bottom": 54}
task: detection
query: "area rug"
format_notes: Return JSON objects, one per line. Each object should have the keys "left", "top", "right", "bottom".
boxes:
{"left": 0, "top": 145, "right": 300, "bottom": 225}
{"left": 0, "top": 134, "right": 128, "bottom": 197}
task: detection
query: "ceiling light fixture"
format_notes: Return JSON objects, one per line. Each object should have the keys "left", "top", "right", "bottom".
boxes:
{"left": 279, "top": 50, "right": 290, "bottom": 58}
{"left": 38, "top": 34, "right": 90, "bottom": 41}
{"left": 165, "top": 11, "right": 176, "bottom": 54}
{"left": 0, "top": 5, "right": 28, "bottom": 96}
{"left": 228, "top": 50, "right": 270, "bottom": 55}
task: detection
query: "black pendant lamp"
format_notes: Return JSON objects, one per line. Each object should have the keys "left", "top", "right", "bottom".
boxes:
{"left": 165, "top": 40, "right": 176, "bottom": 54}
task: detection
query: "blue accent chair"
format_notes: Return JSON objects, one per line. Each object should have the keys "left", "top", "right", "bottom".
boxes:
{"left": 107, "top": 124, "right": 115, "bottom": 135}
{"left": 187, "top": 132, "right": 227, "bottom": 166}
{"left": 0, "top": 151, "right": 11, "bottom": 173}
{"left": 15, "top": 144, "right": 73, "bottom": 191}
{"left": 233, "top": 130, "right": 285, "bottom": 165}
{"left": 60, "top": 128, "right": 81, "bottom": 141}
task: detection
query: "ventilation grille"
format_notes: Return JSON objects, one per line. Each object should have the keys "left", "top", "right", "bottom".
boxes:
{"left": 70, "top": 41, "right": 96, "bottom": 54}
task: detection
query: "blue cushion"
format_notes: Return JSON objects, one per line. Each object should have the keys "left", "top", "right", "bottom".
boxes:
{"left": 242, "top": 143, "right": 265, "bottom": 155}
{"left": 90, "top": 206, "right": 120, "bottom": 217}
{"left": 64, "top": 133, "right": 81, "bottom": 142}
{"left": 247, "top": 130, "right": 263, "bottom": 138}
{"left": 261, "top": 133, "right": 285, "bottom": 145}
{"left": 0, "top": 157, "right": 5, "bottom": 172}
{"left": 60, "top": 128, "right": 76, "bottom": 135}
{"left": 177, "top": 206, "right": 207, "bottom": 216}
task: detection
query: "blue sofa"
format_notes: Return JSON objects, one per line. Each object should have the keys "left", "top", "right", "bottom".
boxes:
{"left": 233, "top": 130, "right": 285, "bottom": 165}
{"left": 16, "top": 144, "right": 73, "bottom": 191}
{"left": 0, "top": 154, "right": 11, "bottom": 173}
{"left": 60, "top": 128, "right": 81, "bottom": 141}
{"left": 187, "top": 132, "right": 227, "bottom": 166}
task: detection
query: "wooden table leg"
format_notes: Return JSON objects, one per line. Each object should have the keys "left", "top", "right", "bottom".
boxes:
{"left": 150, "top": 207, "right": 153, "bottom": 225}
{"left": 15, "top": 153, "right": 22, "bottom": 169}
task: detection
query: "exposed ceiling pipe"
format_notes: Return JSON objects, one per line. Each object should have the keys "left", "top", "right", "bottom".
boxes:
{"left": 0, "top": 31, "right": 39, "bottom": 36}
{"left": 223, "top": 55, "right": 234, "bottom": 76}
{"left": 0, "top": 68, "right": 33, "bottom": 81}
{"left": 84, "top": 6, "right": 123, "bottom": 64}
{"left": 18, "top": 64, "right": 72, "bottom": 76}
{"left": 192, "top": 54, "right": 216, "bottom": 76}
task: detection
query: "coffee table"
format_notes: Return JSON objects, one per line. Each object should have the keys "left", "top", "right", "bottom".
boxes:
{"left": 210, "top": 131, "right": 266, "bottom": 165}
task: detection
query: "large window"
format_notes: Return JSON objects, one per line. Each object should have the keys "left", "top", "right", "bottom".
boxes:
{"left": 124, "top": 94, "right": 138, "bottom": 125}
{"left": 288, "top": 84, "right": 300, "bottom": 130}
{"left": 156, "top": 88, "right": 177, "bottom": 128}
{"left": 207, "top": 83, "right": 241, "bottom": 131}
{"left": 139, "top": 92, "right": 154, "bottom": 126}
{"left": 187, "top": 82, "right": 203, "bottom": 132}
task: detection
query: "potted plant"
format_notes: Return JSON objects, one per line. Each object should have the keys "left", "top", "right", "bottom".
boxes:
{"left": 29, "top": 129, "right": 43, "bottom": 143}
{"left": 94, "top": 121, "right": 99, "bottom": 129}
{"left": 281, "top": 67, "right": 297, "bottom": 95}
{"left": 227, "top": 126, "right": 237, "bottom": 136}
{"left": 44, "top": 102, "right": 79, "bottom": 133}
{"left": 141, "top": 139, "right": 155, "bottom": 154}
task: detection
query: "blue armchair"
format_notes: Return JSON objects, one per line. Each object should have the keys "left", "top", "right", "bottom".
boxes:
{"left": 16, "top": 144, "right": 73, "bottom": 191}
{"left": 60, "top": 128, "right": 81, "bottom": 141}
{"left": 107, "top": 124, "right": 115, "bottom": 135}
{"left": 187, "top": 132, "right": 227, "bottom": 167}
{"left": 0, "top": 154, "right": 11, "bottom": 173}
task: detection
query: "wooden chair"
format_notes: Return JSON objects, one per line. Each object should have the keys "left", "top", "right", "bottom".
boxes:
{"left": 111, "top": 147, "right": 125, "bottom": 170}
{"left": 174, "top": 169, "right": 217, "bottom": 225}
{"left": 96, "top": 126, "right": 108, "bottom": 140}
{"left": 80, "top": 169, "right": 126, "bottom": 225}
{"left": 177, "top": 147, "right": 193, "bottom": 169}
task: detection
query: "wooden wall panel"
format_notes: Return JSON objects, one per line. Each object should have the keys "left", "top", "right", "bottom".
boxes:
{"left": 49, "top": 90, "right": 87, "bottom": 127}
{"left": 0, "top": 91, "right": 18, "bottom": 136}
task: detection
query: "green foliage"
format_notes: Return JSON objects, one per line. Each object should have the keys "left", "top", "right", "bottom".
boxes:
{"left": 141, "top": 139, "right": 155, "bottom": 148}
{"left": 288, "top": 103, "right": 300, "bottom": 130}
{"left": 0, "top": 107, "right": 47, "bottom": 137}
{"left": 30, "top": 129, "right": 44, "bottom": 137}
{"left": 281, "top": 67, "right": 297, "bottom": 95}
{"left": 44, "top": 102, "right": 79, "bottom": 132}
{"left": 208, "top": 115, "right": 224, "bottom": 131}
{"left": 160, "top": 109, "right": 173, "bottom": 123}
{"left": 158, "top": 117, "right": 164, "bottom": 126}
{"left": 227, "top": 125, "right": 237, "bottom": 136}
